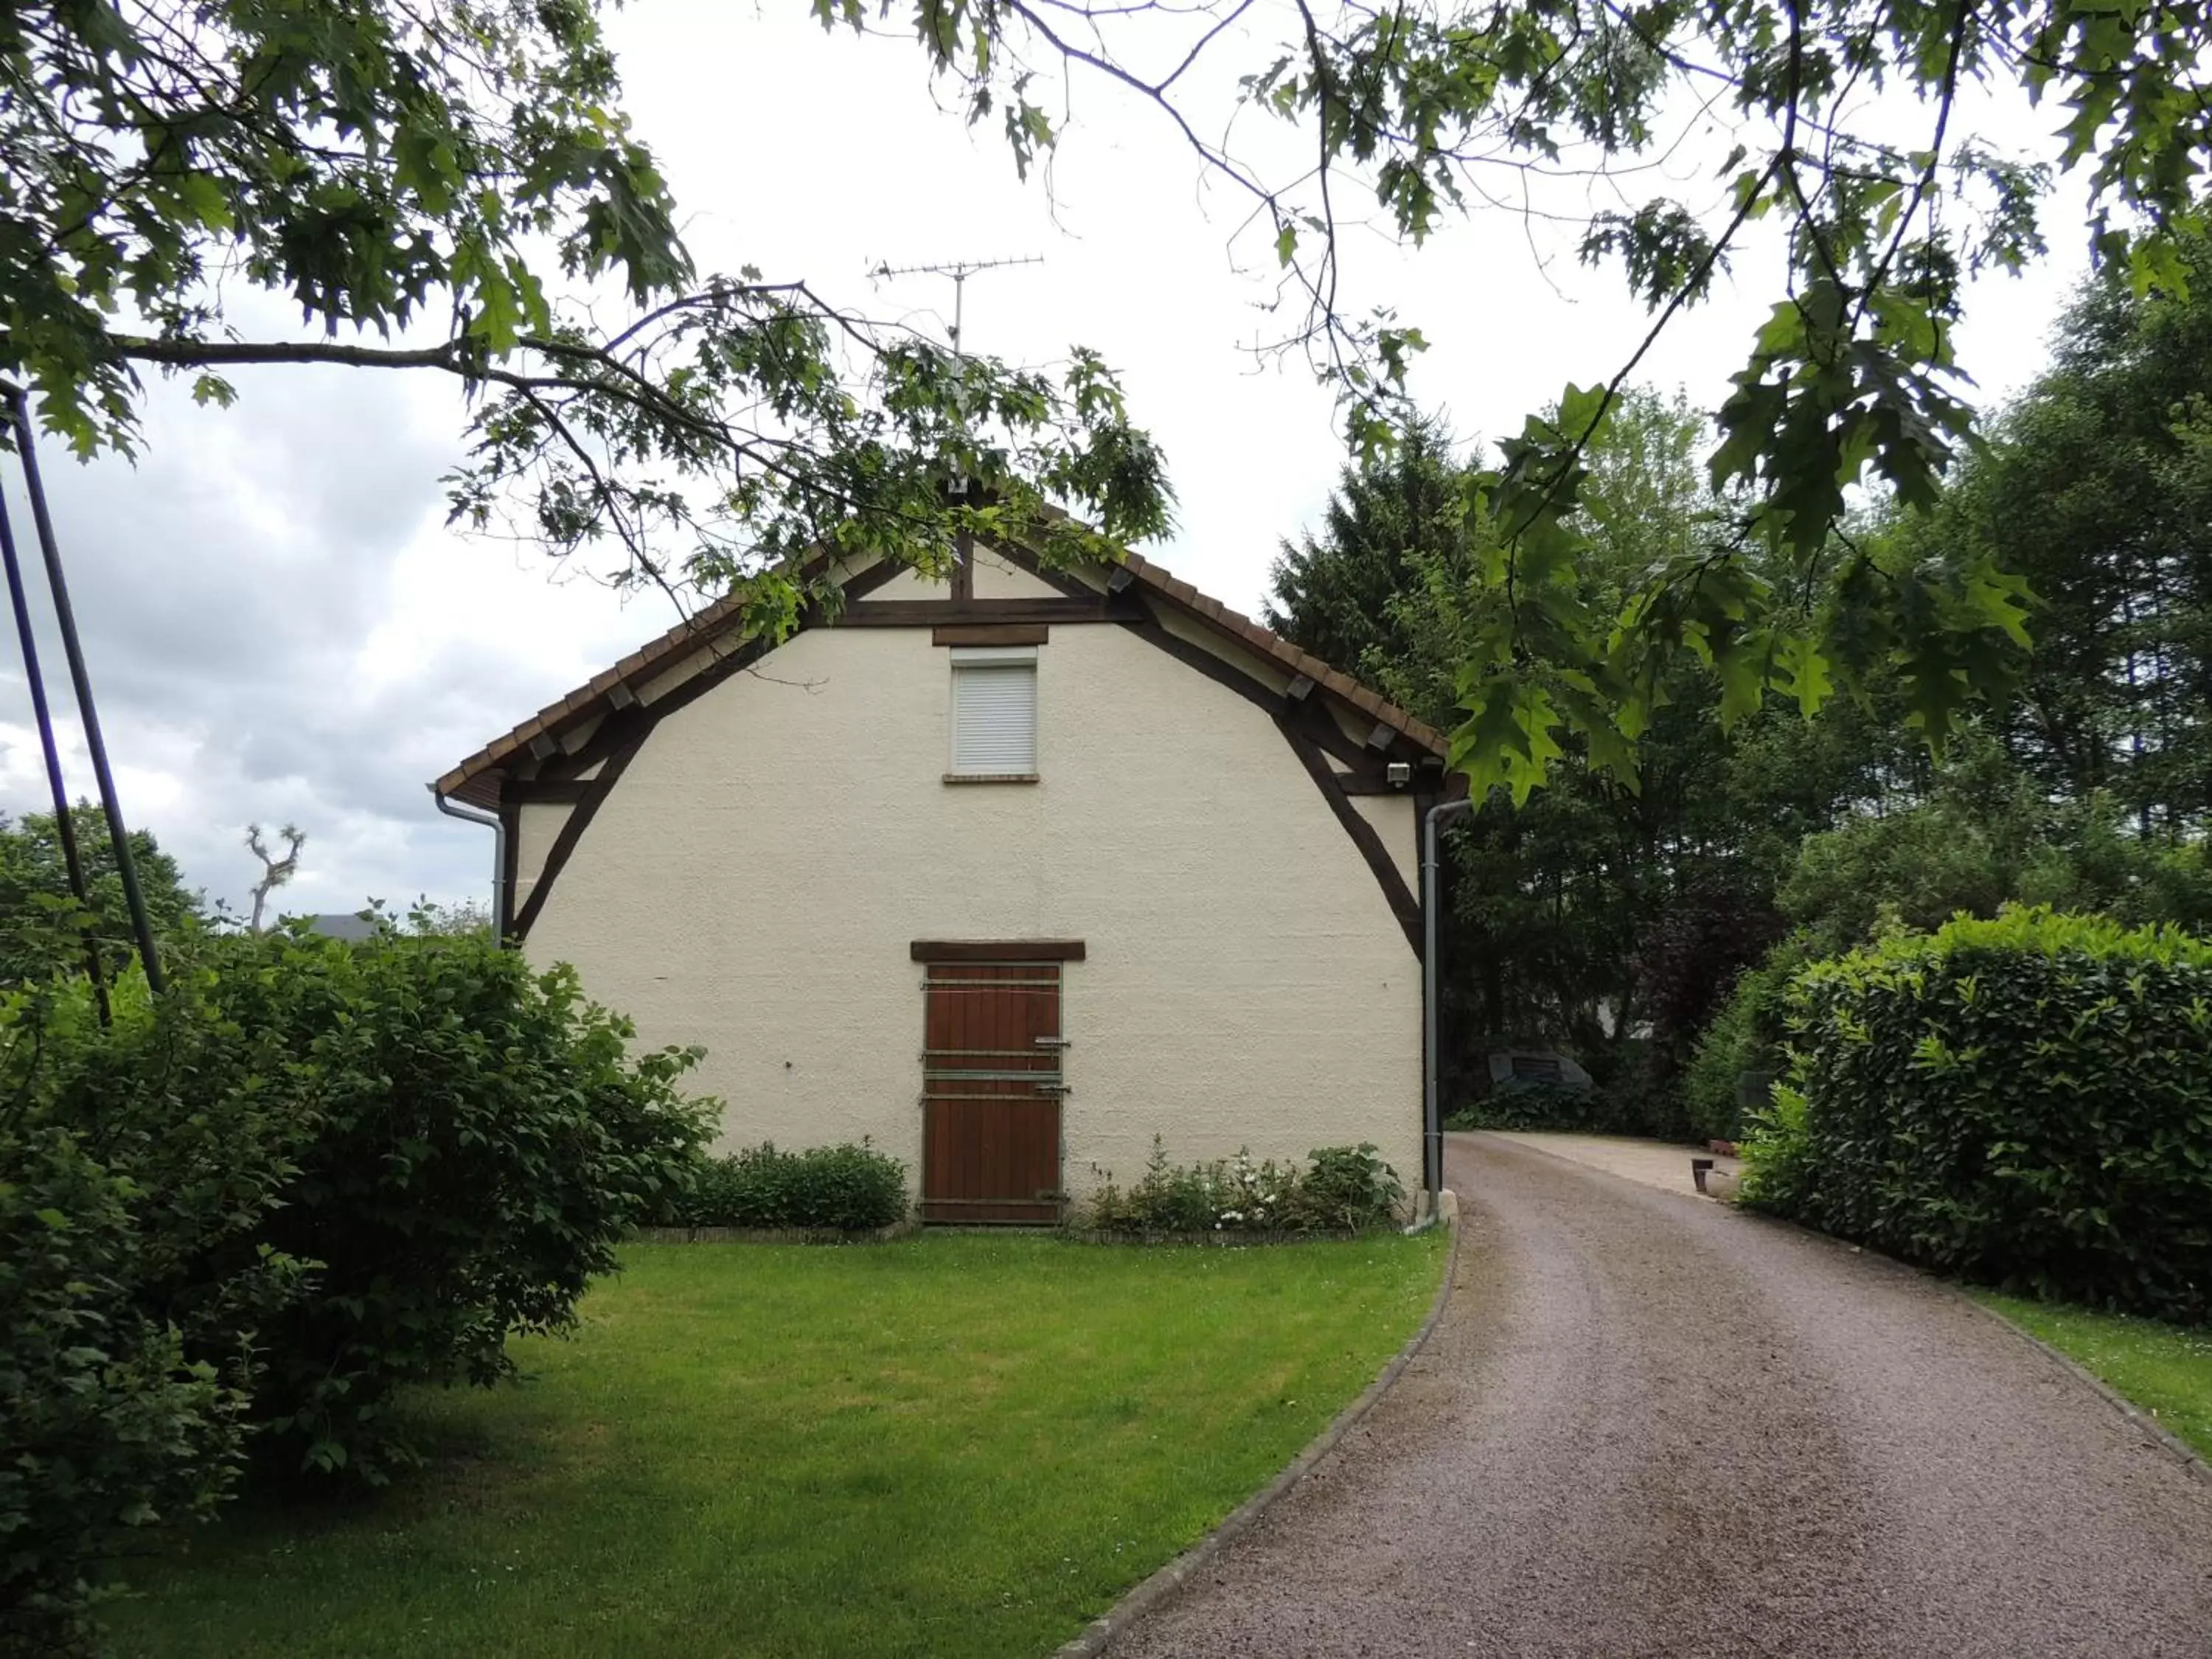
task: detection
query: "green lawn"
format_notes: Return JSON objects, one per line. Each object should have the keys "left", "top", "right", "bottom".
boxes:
{"left": 103, "top": 1232, "right": 1444, "bottom": 1659}
{"left": 1972, "top": 1291, "right": 2212, "bottom": 1461}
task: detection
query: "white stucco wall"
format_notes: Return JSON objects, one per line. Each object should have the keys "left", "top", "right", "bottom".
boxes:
{"left": 1352, "top": 793, "right": 1419, "bottom": 894}
{"left": 511, "top": 801, "right": 571, "bottom": 913}
{"left": 865, "top": 563, "right": 943, "bottom": 599}
{"left": 971, "top": 548, "right": 1064, "bottom": 599}
{"left": 858, "top": 547, "right": 1073, "bottom": 601}
{"left": 524, "top": 621, "right": 1425, "bottom": 1208}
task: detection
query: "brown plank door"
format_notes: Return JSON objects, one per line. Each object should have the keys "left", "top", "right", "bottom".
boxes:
{"left": 919, "top": 960, "right": 1067, "bottom": 1224}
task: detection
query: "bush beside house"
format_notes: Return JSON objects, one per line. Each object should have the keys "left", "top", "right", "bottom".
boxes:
{"left": 1083, "top": 1141, "right": 1404, "bottom": 1235}
{"left": 0, "top": 931, "right": 711, "bottom": 1650}
{"left": 667, "top": 1142, "right": 910, "bottom": 1232}
{"left": 1739, "top": 909, "right": 2212, "bottom": 1322}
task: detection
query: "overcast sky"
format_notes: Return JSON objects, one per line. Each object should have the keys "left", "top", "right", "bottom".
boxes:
{"left": 0, "top": 2, "right": 2094, "bottom": 918}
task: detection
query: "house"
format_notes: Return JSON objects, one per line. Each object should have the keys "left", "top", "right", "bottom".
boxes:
{"left": 301, "top": 911, "right": 378, "bottom": 942}
{"left": 433, "top": 540, "right": 1458, "bottom": 1223}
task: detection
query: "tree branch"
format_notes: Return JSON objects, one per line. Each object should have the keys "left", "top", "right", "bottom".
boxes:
{"left": 113, "top": 336, "right": 465, "bottom": 372}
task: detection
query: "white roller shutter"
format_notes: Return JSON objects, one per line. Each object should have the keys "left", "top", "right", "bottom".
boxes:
{"left": 950, "top": 655, "right": 1037, "bottom": 774}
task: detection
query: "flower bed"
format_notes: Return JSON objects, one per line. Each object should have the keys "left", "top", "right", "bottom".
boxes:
{"left": 1082, "top": 1141, "right": 1405, "bottom": 1236}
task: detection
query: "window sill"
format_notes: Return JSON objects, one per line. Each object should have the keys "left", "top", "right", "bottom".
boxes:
{"left": 943, "top": 772, "right": 1040, "bottom": 785}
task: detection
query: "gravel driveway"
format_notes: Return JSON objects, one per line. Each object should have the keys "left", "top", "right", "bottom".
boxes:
{"left": 1112, "top": 1132, "right": 2212, "bottom": 1658}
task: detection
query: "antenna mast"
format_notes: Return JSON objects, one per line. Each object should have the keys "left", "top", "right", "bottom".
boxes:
{"left": 868, "top": 254, "right": 1043, "bottom": 355}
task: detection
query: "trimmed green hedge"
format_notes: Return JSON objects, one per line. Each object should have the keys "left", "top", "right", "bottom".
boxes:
{"left": 1444, "top": 1080, "right": 1613, "bottom": 1133}
{"left": 672, "top": 1143, "right": 909, "bottom": 1231}
{"left": 1678, "top": 933, "right": 1819, "bottom": 1143}
{"left": 1739, "top": 908, "right": 2212, "bottom": 1321}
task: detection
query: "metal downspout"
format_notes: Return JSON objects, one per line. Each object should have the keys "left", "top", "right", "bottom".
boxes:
{"left": 1422, "top": 797, "right": 1473, "bottom": 1215}
{"left": 429, "top": 787, "right": 509, "bottom": 944}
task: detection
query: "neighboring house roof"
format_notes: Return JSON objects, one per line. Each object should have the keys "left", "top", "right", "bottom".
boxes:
{"left": 433, "top": 543, "right": 1448, "bottom": 809}
{"left": 302, "top": 911, "right": 378, "bottom": 942}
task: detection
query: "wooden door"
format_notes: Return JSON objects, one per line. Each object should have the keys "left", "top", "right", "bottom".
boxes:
{"left": 920, "top": 961, "right": 1065, "bottom": 1224}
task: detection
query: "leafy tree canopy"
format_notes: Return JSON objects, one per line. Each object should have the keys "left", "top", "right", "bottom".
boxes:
{"left": 1266, "top": 388, "right": 1909, "bottom": 1067}
{"left": 1, "top": 0, "right": 1174, "bottom": 635}
{"left": 866, "top": 0, "right": 2207, "bottom": 790}
{"left": 1781, "top": 733, "right": 2212, "bottom": 956}
{"left": 12, "top": 0, "right": 2207, "bottom": 790}
{"left": 0, "top": 806, "right": 199, "bottom": 985}
{"left": 1894, "top": 235, "right": 2212, "bottom": 830}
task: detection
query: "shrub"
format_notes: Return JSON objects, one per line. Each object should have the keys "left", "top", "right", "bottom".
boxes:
{"left": 1294, "top": 1144, "right": 1406, "bottom": 1231}
{"left": 8, "top": 931, "right": 713, "bottom": 1486}
{"left": 0, "top": 978, "right": 306, "bottom": 1652}
{"left": 1739, "top": 908, "right": 2212, "bottom": 1321}
{"left": 1677, "top": 932, "right": 1820, "bottom": 1142}
{"left": 1444, "top": 1079, "right": 1609, "bottom": 1133}
{"left": 1084, "top": 1140, "right": 1403, "bottom": 1234}
{"left": 0, "top": 933, "right": 710, "bottom": 1641}
{"left": 195, "top": 930, "right": 714, "bottom": 1478}
{"left": 671, "top": 1142, "right": 908, "bottom": 1231}
{"left": 0, "top": 1133, "right": 237, "bottom": 1651}
{"left": 1444, "top": 1069, "right": 1700, "bottom": 1141}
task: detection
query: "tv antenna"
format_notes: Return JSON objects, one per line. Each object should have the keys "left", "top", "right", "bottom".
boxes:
{"left": 867, "top": 254, "right": 1043, "bottom": 355}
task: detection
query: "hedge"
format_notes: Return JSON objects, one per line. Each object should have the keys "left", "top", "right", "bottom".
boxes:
{"left": 669, "top": 1142, "right": 909, "bottom": 1231}
{"left": 1739, "top": 908, "right": 2212, "bottom": 1321}
{"left": 1677, "top": 932, "right": 1820, "bottom": 1143}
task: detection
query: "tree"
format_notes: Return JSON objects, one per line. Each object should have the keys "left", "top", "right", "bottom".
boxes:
{"left": 0, "top": 807, "right": 199, "bottom": 985}
{"left": 244, "top": 823, "right": 305, "bottom": 934}
{"left": 1266, "top": 388, "right": 1907, "bottom": 1086}
{"left": 1680, "top": 734, "right": 2212, "bottom": 1140}
{"left": 3, "top": 0, "right": 1172, "bottom": 639}
{"left": 1265, "top": 417, "right": 1471, "bottom": 678}
{"left": 1781, "top": 735, "right": 2212, "bottom": 956}
{"left": 17, "top": 0, "right": 2207, "bottom": 792}
{"left": 1902, "top": 240, "right": 2212, "bottom": 833}
{"left": 861, "top": 0, "right": 2205, "bottom": 788}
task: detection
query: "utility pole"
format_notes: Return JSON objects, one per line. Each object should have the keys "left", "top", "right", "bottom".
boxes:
{"left": 867, "top": 254, "right": 1043, "bottom": 356}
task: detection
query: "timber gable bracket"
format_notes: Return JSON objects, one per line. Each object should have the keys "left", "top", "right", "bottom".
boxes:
{"left": 451, "top": 536, "right": 1453, "bottom": 951}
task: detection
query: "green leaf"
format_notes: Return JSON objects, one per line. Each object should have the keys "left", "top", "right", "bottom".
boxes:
{"left": 1772, "top": 632, "right": 1833, "bottom": 718}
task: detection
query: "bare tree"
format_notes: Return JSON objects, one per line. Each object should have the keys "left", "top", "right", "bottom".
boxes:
{"left": 246, "top": 823, "right": 306, "bottom": 934}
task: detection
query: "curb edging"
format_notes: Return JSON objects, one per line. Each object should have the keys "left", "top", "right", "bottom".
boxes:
{"left": 1050, "top": 1206, "right": 1464, "bottom": 1659}
{"left": 1955, "top": 1292, "right": 2212, "bottom": 1488}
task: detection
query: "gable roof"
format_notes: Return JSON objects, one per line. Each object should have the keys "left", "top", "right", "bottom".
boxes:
{"left": 1113, "top": 549, "right": 1447, "bottom": 751}
{"left": 433, "top": 545, "right": 1447, "bottom": 808}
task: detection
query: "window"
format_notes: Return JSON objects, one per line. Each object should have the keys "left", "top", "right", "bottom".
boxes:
{"left": 947, "top": 647, "right": 1037, "bottom": 779}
